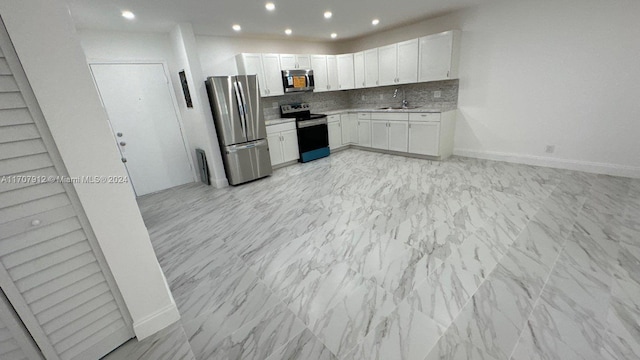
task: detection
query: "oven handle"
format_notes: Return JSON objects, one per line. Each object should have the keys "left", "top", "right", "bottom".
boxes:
{"left": 297, "top": 118, "right": 327, "bottom": 128}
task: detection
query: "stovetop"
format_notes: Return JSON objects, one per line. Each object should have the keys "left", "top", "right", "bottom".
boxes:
{"left": 280, "top": 103, "right": 326, "bottom": 121}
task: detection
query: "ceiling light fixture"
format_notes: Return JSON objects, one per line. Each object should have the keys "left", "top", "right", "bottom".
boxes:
{"left": 285, "top": 28, "right": 292, "bottom": 35}
{"left": 331, "top": 33, "right": 337, "bottom": 39}
{"left": 265, "top": 2, "right": 275, "bottom": 11}
{"left": 121, "top": 10, "right": 135, "bottom": 20}
{"left": 372, "top": 19, "right": 380, "bottom": 26}
{"left": 232, "top": 24, "right": 242, "bottom": 32}
{"left": 324, "top": 11, "right": 332, "bottom": 19}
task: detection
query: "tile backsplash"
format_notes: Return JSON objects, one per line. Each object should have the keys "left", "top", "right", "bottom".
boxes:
{"left": 261, "top": 79, "right": 458, "bottom": 120}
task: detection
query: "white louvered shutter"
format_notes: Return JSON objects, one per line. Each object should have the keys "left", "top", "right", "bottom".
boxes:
{"left": 0, "top": 18, "right": 134, "bottom": 360}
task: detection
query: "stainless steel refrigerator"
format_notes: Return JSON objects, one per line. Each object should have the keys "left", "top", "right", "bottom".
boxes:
{"left": 206, "top": 75, "right": 272, "bottom": 185}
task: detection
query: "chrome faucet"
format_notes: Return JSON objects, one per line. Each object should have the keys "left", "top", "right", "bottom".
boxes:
{"left": 393, "top": 88, "right": 409, "bottom": 108}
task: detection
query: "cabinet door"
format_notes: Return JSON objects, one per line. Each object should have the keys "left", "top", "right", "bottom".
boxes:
{"left": 397, "top": 39, "right": 419, "bottom": 84}
{"left": 279, "top": 54, "right": 296, "bottom": 70}
{"left": 354, "top": 52, "right": 365, "bottom": 89}
{"left": 281, "top": 129, "right": 300, "bottom": 162}
{"left": 267, "top": 133, "right": 284, "bottom": 165}
{"left": 348, "top": 113, "right": 359, "bottom": 143}
{"left": 364, "top": 48, "right": 379, "bottom": 88}
{"left": 337, "top": 54, "right": 355, "bottom": 90}
{"left": 296, "top": 55, "right": 312, "bottom": 69}
{"left": 310, "top": 55, "right": 328, "bottom": 92}
{"left": 378, "top": 44, "right": 397, "bottom": 86}
{"left": 371, "top": 120, "right": 389, "bottom": 149}
{"left": 388, "top": 121, "right": 409, "bottom": 152}
{"left": 340, "top": 114, "right": 351, "bottom": 145}
{"left": 262, "top": 54, "right": 284, "bottom": 96}
{"left": 239, "top": 53, "right": 267, "bottom": 96}
{"left": 328, "top": 121, "right": 342, "bottom": 149}
{"left": 326, "top": 55, "right": 339, "bottom": 91}
{"left": 408, "top": 122, "right": 440, "bottom": 155}
{"left": 419, "top": 31, "right": 453, "bottom": 82}
{"left": 357, "top": 119, "right": 371, "bottom": 147}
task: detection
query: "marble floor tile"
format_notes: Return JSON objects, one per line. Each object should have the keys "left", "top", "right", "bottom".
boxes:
{"left": 120, "top": 149, "right": 639, "bottom": 360}
{"left": 265, "top": 329, "right": 338, "bottom": 360}
{"left": 185, "top": 302, "right": 305, "bottom": 360}
{"left": 344, "top": 300, "right": 444, "bottom": 360}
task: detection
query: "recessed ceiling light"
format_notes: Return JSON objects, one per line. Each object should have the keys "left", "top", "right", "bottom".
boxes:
{"left": 372, "top": 19, "right": 380, "bottom": 26}
{"left": 232, "top": 24, "right": 242, "bottom": 32}
{"left": 121, "top": 10, "right": 135, "bottom": 20}
{"left": 285, "top": 28, "right": 292, "bottom": 35}
{"left": 324, "top": 11, "right": 332, "bottom": 19}
{"left": 265, "top": 2, "right": 275, "bottom": 11}
{"left": 331, "top": 33, "right": 337, "bottom": 39}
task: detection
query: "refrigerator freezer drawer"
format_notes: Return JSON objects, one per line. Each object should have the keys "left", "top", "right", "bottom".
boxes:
{"left": 223, "top": 139, "right": 273, "bottom": 185}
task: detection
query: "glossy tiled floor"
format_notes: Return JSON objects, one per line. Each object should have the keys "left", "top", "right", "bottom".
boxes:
{"left": 103, "top": 149, "right": 640, "bottom": 360}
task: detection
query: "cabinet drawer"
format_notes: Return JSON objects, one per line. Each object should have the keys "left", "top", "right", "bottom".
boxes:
{"left": 371, "top": 112, "right": 409, "bottom": 121}
{"left": 327, "top": 114, "right": 341, "bottom": 123}
{"left": 409, "top": 113, "right": 441, "bottom": 122}
{"left": 357, "top": 112, "right": 371, "bottom": 120}
{"left": 266, "top": 122, "right": 296, "bottom": 134}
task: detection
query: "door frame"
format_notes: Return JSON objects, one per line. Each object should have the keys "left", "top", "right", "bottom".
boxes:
{"left": 87, "top": 60, "right": 198, "bottom": 194}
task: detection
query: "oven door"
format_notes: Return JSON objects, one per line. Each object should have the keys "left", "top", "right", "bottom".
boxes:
{"left": 296, "top": 118, "right": 328, "bottom": 154}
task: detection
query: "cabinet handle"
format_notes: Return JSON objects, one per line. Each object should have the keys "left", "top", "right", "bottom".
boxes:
{"left": 327, "top": 85, "right": 331, "bottom": 90}
{"left": 447, "top": 71, "right": 450, "bottom": 78}
{"left": 362, "top": 82, "right": 365, "bottom": 86}
{"left": 376, "top": 80, "right": 379, "bottom": 85}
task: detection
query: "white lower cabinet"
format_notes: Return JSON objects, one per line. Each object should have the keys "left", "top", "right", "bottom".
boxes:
{"left": 388, "top": 121, "right": 409, "bottom": 152}
{"left": 341, "top": 113, "right": 358, "bottom": 145}
{"left": 267, "top": 123, "right": 299, "bottom": 166}
{"left": 328, "top": 118, "right": 343, "bottom": 150}
{"left": 371, "top": 120, "right": 389, "bottom": 150}
{"left": 357, "top": 119, "right": 371, "bottom": 146}
{"left": 408, "top": 122, "right": 440, "bottom": 156}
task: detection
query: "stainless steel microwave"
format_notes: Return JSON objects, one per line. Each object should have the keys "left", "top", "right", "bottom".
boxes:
{"left": 281, "top": 69, "right": 314, "bottom": 93}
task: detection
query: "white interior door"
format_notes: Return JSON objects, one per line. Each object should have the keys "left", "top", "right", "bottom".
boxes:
{"left": 90, "top": 63, "right": 194, "bottom": 196}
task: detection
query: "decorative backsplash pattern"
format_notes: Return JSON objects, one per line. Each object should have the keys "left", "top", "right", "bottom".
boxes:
{"left": 261, "top": 79, "right": 458, "bottom": 120}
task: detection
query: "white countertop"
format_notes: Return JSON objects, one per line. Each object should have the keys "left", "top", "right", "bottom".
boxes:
{"left": 266, "top": 106, "right": 451, "bottom": 126}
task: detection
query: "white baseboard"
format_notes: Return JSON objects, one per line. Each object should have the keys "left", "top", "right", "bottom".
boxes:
{"left": 453, "top": 148, "right": 640, "bottom": 179}
{"left": 132, "top": 302, "right": 181, "bottom": 340}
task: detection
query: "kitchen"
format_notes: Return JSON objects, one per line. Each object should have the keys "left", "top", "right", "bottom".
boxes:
{"left": 0, "top": 1, "right": 639, "bottom": 360}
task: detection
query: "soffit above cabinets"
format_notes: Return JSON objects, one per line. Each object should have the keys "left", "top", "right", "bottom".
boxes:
{"left": 65, "top": 0, "right": 484, "bottom": 40}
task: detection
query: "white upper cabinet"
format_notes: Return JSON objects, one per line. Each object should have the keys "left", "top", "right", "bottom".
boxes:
{"left": 236, "top": 53, "right": 267, "bottom": 96}
{"left": 419, "top": 30, "right": 460, "bottom": 82}
{"left": 296, "top": 55, "right": 312, "bottom": 69}
{"left": 236, "top": 53, "right": 283, "bottom": 96}
{"left": 354, "top": 52, "right": 365, "bottom": 89}
{"left": 279, "top": 54, "right": 296, "bottom": 70}
{"left": 326, "top": 55, "right": 339, "bottom": 91}
{"left": 262, "top": 53, "right": 284, "bottom": 96}
{"left": 280, "top": 54, "right": 312, "bottom": 70}
{"left": 377, "top": 39, "right": 419, "bottom": 86}
{"left": 337, "top": 54, "right": 355, "bottom": 90}
{"left": 397, "top": 39, "right": 419, "bottom": 84}
{"left": 378, "top": 44, "right": 397, "bottom": 86}
{"left": 364, "top": 48, "right": 379, "bottom": 87}
{"left": 310, "top": 55, "right": 329, "bottom": 92}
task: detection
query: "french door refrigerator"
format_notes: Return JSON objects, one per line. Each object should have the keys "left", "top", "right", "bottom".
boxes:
{"left": 206, "top": 75, "right": 272, "bottom": 185}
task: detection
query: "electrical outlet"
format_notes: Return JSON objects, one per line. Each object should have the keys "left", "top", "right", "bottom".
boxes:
{"left": 379, "top": 94, "right": 384, "bottom": 100}
{"left": 361, "top": 95, "right": 366, "bottom": 101}
{"left": 433, "top": 91, "right": 442, "bottom": 98}
{"left": 545, "top": 145, "right": 555, "bottom": 154}
{"left": 272, "top": 102, "right": 279, "bottom": 108}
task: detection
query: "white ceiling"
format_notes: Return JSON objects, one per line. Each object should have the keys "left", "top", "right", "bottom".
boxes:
{"left": 65, "top": 0, "right": 482, "bottom": 41}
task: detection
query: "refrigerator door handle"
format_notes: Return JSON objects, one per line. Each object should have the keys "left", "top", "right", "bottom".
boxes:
{"left": 232, "top": 80, "right": 247, "bottom": 139}
{"left": 236, "top": 80, "right": 250, "bottom": 138}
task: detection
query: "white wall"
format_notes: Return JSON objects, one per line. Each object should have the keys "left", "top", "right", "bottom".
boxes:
{"left": 170, "top": 24, "right": 228, "bottom": 187}
{"left": 339, "top": 0, "right": 640, "bottom": 177}
{"left": 0, "top": 0, "right": 179, "bottom": 340}
{"left": 197, "top": 35, "right": 335, "bottom": 76}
